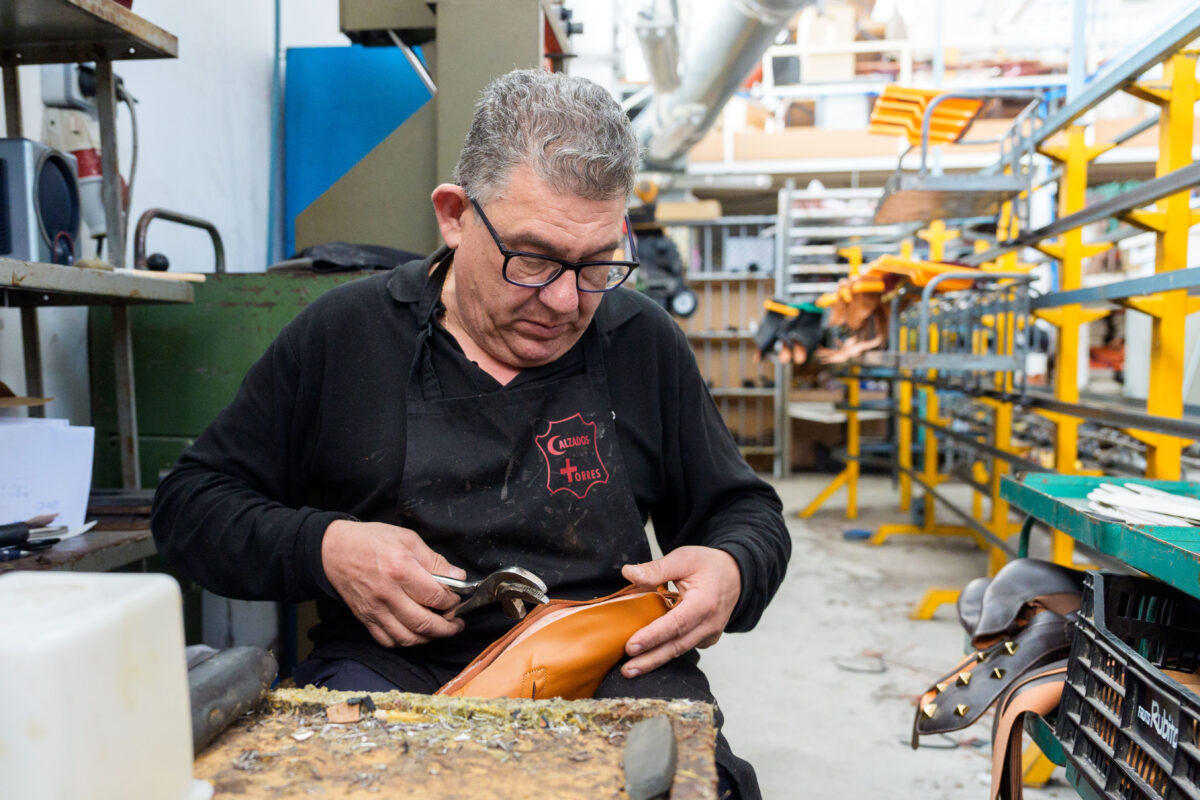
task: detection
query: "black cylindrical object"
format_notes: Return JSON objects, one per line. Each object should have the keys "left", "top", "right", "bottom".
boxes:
{"left": 189, "top": 646, "right": 278, "bottom": 754}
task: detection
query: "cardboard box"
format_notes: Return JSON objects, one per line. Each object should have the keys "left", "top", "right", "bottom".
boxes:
{"left": 790, "top": 416, "right": 844, "bottom": 470}
{"left": 795, "top": 4, "right": 857, "bottom": 83}
{"left": 654, "top": 199, "right": 722, "bottom": 223}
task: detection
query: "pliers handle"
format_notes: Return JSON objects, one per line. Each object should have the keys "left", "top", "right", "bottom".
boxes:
{"left": 432, "top": 566, "right": 549, "bottom": 620}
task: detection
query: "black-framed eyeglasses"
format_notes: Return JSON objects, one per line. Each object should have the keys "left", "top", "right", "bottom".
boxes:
{"left": 469, "top": 197, "right": 639, "bottom": 293}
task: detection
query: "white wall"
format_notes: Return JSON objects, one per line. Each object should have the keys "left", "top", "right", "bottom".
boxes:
{"left": 1, "top": 2, "right": 615, "bottom": 424}
{"left": 0, "top": 0, "right": 346, "bottom": 423}
{"left": 568, "top": 2, "right": 618, "bottom": 92}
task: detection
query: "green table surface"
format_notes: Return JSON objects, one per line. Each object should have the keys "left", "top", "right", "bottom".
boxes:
{"left": 1001, "top": 473, "right": 1200, "bottom": 600}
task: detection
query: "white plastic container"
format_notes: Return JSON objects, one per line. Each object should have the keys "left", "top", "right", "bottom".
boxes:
{"left": 0, "top": 572, "right": 211, "bottom": 800}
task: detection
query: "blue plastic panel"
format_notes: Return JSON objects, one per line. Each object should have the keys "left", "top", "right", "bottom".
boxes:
{"left": 284, "top": 44, "right": 431, "bottom": 255}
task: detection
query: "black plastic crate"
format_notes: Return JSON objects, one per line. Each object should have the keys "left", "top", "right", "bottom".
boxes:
{"left": 1055, "top": 572, "right": 1200, "bottom": 800}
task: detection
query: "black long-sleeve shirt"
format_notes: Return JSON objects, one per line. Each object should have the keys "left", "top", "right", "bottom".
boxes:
{"left": 152, "top": 249, "right": 790, "bottom": 655}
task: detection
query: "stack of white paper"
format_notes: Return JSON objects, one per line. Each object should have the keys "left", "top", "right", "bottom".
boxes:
{"left": 0, "top": 419, "right": 94, "bottom": 530}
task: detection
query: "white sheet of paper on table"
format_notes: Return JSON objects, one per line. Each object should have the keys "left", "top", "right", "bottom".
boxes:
{"left": 0, "top": 422, "right": 95, "bottom": 529}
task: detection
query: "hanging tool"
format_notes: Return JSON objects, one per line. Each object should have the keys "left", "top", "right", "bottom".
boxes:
{"left": 432, "top": 566, "right": 549, "bottom": 620}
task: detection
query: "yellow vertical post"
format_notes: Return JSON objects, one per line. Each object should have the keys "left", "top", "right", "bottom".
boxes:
{"left": 846, "top": 371, "right": 860, "bottom": 519}
{"left": 991, "top": 198, "right": 1023, "bottom": 573}
{"left": 797, "top": 370, "right": 864, "bottom": 519}
{"left": 988, "top": 399, "right": 1013, "bottom": 575}
{"left": 970, "top": 322, "right": 987, "bottom": 524}
{"left": 897, "top": 238, "right": 915, "bottom": 512}
{"left": 922, "top": 326, "right": 940, "bottom": 531}
{"left": 919, "top": 220, "right": 958, "bottom": 263}
{"left": 841, "top": 246, "right": 864, "bottom": 277}
{"left": 1123, "top": 53, "right": 1198, "bottom": 480}
{"left": 972, "top": 461, "right": 985, "bottom": 520}
{"left": 1035, "top": 126, "right": 1113, "bottom": 566}
{"left": 898, "top": 317, "right": 913, "bottom": 511}
{"left": 917, "top": 221, "right": 957, "bottom": 530}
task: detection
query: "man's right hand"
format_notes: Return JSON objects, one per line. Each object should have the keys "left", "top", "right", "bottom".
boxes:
{"left": 320, "top": 519, "right": 467, "bottom": 648}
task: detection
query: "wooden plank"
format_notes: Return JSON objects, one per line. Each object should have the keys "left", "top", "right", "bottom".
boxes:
{"left": 0, "top": 258, "right": 193, "bottom": 305}
{"left": 123, "top": 271, "right": 208, "bottom": 283}
{"left": 194, "top": 688, "right": 718, "bottom": 799}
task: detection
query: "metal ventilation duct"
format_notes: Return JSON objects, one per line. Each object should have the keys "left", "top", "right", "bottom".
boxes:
{"left": 635, "top": 9, "right": 682, "bottom": 94}
{"left": 634, "top": 0, "right": 816, "bottom": 170}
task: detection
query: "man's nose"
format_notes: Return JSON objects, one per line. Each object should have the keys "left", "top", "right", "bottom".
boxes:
{"left": 539, "top": 270, "right": 580, "bottom": 314}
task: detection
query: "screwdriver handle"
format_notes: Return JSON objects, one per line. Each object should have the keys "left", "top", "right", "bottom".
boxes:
{"left": 0, "top": 522, "right": 30, "bottom": 549}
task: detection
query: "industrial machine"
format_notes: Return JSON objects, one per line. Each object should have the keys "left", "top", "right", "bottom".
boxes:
{"left": 294, "top": 0, "right": 582, "bottom": 255}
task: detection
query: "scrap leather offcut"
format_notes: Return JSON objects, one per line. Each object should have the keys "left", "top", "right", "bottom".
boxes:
{"left": 193, "top": 688, "right": 718, "bottom": 799}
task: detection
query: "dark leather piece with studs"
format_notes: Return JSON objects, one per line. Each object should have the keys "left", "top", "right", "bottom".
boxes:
{"left": 971, "top": 559, "right": 1084, "bottom": 646}
{"left": 911, "top": 609, "right": 1074, "bottom": 747}
{"left": 957, "top": 576, "right": 991, "bottom": 634}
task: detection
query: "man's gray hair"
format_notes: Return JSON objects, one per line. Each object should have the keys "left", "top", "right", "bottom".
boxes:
{"left": 453, "top": 69, "right": 640, "bottom": 204}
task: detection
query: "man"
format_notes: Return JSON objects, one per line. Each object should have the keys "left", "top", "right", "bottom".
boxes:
{"left": 152, "top": 69, "right": 789, "bottom": 799}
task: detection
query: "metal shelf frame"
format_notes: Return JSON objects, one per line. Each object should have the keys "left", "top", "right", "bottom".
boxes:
{"left": 832, "top": 7, "right": 1200, "bottom": 575}
{"left": 667, "top": 215, "right": 786, "bottom": 477}
{"left": 1, "top": 1, "right": 181, "bottom": 489}
{"left": 875, "top": 90, "right": 1044, "bottom": 225}
{"left": 0, "top": 0, "right": 178, "bottom": 65}
{"left": 965, "top": 161, "right": 1200, "bottom": 266}
{"left": 1027, "top": 2, "right": 1200, "bottom": 150}
{"left": 808, "top": 16, "right": 1200, "bottom": 795}
{"left": 1029, "top": 266, "right": 1200, "bottom": 310}
{"left": 860, "top": 371, "right": 1200, "bottom": 443}
{"left": 776, "top": 178, "right": 917, "bottom": 480}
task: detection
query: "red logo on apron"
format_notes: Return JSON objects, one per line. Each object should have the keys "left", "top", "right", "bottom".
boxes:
{"left": 535, "top": 413, "right": 610, "bottom": 499}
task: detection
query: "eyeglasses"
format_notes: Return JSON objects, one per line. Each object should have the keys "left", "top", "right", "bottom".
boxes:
{"left": 469, "top": 197, "right": 639, "bottom": 293}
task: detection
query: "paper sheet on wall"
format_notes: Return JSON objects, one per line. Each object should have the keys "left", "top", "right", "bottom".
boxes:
{"left": 0, "top": 422, "right": 94, "bottom": 529}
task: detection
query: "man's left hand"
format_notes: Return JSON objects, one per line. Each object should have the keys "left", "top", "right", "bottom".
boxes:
{"left": 620, "top": 546, "right": 742, "bottom": 678}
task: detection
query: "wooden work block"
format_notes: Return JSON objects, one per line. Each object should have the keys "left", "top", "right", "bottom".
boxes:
{"left": 323, "top": 701, "right": 362, "bottom": 724}
{"left": 193, "top": 688, "right": 718, "bottom": 799}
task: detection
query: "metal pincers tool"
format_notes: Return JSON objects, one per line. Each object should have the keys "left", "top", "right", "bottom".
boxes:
{"left": 432, "top": 566, "right": 549, "bottom": 620}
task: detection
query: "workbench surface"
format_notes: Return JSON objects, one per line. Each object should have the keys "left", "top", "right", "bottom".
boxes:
{"left": 194, "top": 688, "right": 718, "bottom": 799}
{"left": 0, "top": 528, "right": 154, "bottom": 574}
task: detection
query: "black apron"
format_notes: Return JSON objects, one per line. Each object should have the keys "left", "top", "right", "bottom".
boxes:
{"left": 395, "top": 256, "right": 653, "bottom": 664}
{"left": 298, "top": 256, "right": 762, "bottom": 799}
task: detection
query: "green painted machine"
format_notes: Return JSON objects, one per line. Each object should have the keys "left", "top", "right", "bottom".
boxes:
{"left": 89, "top": 271, "right": 374, "bottom": 489}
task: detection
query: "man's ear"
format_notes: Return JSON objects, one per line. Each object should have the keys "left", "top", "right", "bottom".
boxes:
{"left": 431, "top": 184, "right": 469, "bottom": 249}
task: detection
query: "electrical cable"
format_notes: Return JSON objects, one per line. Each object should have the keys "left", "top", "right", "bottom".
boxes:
{"left": 120, "top": 92, "right": 138, "bottom": 255}
{"left": 833, "top": 652, "right": 888, "bottom": 674}
{"left": 52, "top": 231, "right": 75, "bottom": 265}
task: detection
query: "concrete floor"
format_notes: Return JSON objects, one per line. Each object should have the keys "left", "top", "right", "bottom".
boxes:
{"left": 700, "top": 473, "right": 1073, "bottom": 800}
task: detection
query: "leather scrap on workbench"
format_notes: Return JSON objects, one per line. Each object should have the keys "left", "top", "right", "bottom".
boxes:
{"left": 193, "top": 687, "right": 718, "bottom": 799}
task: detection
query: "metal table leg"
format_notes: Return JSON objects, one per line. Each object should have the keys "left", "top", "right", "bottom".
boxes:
{"left": 6, "top": 66, "right": 47, "bottom": 419}
{"left": 96, "top": 61, "right": 140, "bottom": 489}
{"left": 20, "top": 307, "right": 44, "bottom": 418}
{"left": 2, "top": 65, "right": 20, "bottom": 137}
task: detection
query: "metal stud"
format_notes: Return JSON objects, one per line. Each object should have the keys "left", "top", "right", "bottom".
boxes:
{"left": 934, "top": 682, "right": 949, "bottom": 694}
{"left": 921, "top": 703, "right": 938, "bottom": 719}
{"left": 975, "top": 651, "right": 988, "bottom": 662}
{"left": 991, "top": 667, "right": 1007, "bottom": 680}
{"left": 956, "top": 671, "right": 972, "bottom": 687}
{"left": 1004, "top": 641, "right": 1019, "bottom": 656}
{"left": 954, "top": 704, "right": 970, "bottom": 717}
